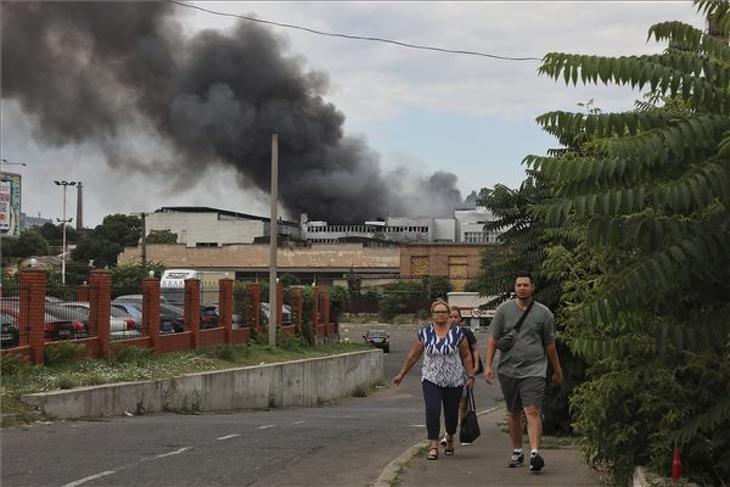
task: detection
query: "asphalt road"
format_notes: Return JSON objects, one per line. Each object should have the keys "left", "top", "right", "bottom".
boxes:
{"left": 1, "top": 323, "right": 501, "bottom": 487}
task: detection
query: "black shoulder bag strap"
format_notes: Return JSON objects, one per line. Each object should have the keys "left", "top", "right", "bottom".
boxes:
{"left": 510, "top": 300, "right": 535, "bottom": 337}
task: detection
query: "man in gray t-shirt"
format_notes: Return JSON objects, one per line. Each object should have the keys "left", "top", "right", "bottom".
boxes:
{"left": 484, "top": 272, "right": 563, "bottom": 472}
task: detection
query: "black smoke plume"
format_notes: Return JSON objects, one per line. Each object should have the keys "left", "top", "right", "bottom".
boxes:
{"left": 1, "top": 2, "right": 462, "bottom": 222}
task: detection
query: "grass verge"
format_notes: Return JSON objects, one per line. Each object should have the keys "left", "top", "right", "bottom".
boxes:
{"left": 0, "top": 340, "right": 368, "bottom": 427}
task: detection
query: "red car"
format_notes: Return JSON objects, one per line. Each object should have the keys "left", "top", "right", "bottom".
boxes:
{"left": 0, "top": 305, "right": 87, "bottom": 342}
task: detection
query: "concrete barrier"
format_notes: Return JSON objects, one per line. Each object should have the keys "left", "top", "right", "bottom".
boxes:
{"left": 22, "top": 350, "right": 383, "bottom": 419}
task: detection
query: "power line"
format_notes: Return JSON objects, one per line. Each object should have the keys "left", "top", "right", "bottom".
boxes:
{"left": 166, "top": 0, "right": 543, "bottom": 62}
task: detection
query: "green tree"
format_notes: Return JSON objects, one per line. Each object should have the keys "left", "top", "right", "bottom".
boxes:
{"left": 145, "top": 230, "right": 177, "bottom": 244}
{"left": 345, "top": 267, "right": 362, "bottom": 295}
{"left": 531, "top": 2, "right": 730, "bottom": 482}
{"left": 38, "top": 223, "right": 82, "bottom": 246}
{"left": 110, "top": 262, "right": 166, "bottom": 292}
{"left": 8, "top": 230, "right": 50, "bottom": 257}
{"left": 422, "top": 276, "right": 452, "bottom": 300}
{"left": 72, "top": 214, "right": 142, "bottom": 268}
{"left": 278, "top": 273, "right": 300, "bottom": 287}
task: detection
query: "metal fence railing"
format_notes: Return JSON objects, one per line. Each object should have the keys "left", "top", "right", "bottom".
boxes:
{"left": 1, "top": 282, "right": 24, "bottom": 349}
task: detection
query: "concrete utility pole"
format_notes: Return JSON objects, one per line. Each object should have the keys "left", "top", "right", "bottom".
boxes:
{"left": 268, "top": 133, "right": 279, "bottom": 347}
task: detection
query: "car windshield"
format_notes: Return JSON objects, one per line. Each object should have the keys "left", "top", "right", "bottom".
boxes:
{"left": 110, "top": 307, "right": 132, "bottom": 318}
{"left": 367, "top": 331, "right": 387, "bottom": 338}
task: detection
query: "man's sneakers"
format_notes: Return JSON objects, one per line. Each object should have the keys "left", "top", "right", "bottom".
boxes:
{"left": 507, "top": 449, "right": 545, "bottom": 471}
{"left": 507, "top": 450, "right": 524, "bottom": 467}
{"left": 529, "top": 450, "right": 545, "bottom": 471}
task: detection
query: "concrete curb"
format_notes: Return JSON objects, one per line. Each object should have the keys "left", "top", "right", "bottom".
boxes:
{"left": 372, "top": 406, "right": 500, "bottom": 487}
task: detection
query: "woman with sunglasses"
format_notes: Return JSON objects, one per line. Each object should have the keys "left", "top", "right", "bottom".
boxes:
{"left": 394, "top": 299, "right": 475, "bottom": 460}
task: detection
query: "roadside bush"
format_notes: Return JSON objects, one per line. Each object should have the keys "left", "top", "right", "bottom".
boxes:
{"left": 378, "top": 280, "right": 424, "bottom": 322}
{"left": 200, "top": 344, "right": 249, "bottom": 362}
{"left": 328, "top": 285, "right": 349, "bottom": 321}
{"left": 110, "top": 345, "right": 153, "bottom": 365}
{"left": 415, "top": 309, "right": 429, "bottom": 322}
{"left": 57, "top": 374, "right": 80, "bottom": 390}
{"left": 0, "top": 354, "right": 23, "bottom": 376}
{"left": 44, "top": 342, "right": 85, "bottom": 367}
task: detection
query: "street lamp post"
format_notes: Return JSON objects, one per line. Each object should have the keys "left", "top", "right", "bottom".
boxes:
{"left": 0, "top": 159, "right": 27, "bottom": 295}
{"left": 54, "top": 180, "right": 76, "bottom": 285}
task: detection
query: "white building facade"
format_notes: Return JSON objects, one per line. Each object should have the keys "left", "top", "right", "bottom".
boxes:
{"left": 146, "top": 207, "right": 300, "bottom": 248}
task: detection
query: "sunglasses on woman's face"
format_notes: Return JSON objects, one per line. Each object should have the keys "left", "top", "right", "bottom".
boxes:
{"left": 432, "top": 310, "right": 449, "bottom": 314}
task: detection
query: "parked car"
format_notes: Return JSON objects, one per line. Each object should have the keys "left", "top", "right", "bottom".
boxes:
{"left": 363, "top": 329, "right": 390, "bottom": 353}
{"left": 0, "top": 304, "right": 87, "bottom": 341}
{"left": 111, "top": 300, "right": 184, "bottom": 334}
{"left": 56, "top": 302, "right": 141, "bottom": 340}
{"left": 115, "top": 294, "right": 169, "bottom": 304}
{"left": 1, "top": 311, "right": 19, "bottom": 348}
{"left": 260, "top": 303, "right": 292, "bottom": 325}
{"left": 200, "top": 305, "right": 220, "bottom": 329}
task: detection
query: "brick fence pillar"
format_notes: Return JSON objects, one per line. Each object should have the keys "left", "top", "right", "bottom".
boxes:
{"left": 185, "top": 279, "right": 201, "bottom": 349}
{"left": 249, "top": 283, "right": 260, "bottom": 330}
{"left": 20, "top": 270, "right": 46, "bottom": 364}
{"left": 276, "top": 282, "right": 284, "bottom": 326}
{"left": 77, "top": 283, "right": 90, "bottom": 302}
{"left": 219, "top": 278, "right": 233, "bottom": 343}
{"left": 89, "top": 270, "right": 111, "bottom": 358}
{"left": 143, "top": 278, "right": 160, "bottom": 351}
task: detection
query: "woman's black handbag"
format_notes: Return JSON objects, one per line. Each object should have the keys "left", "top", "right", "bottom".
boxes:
{"left": 459, "top": 389, "right": 481, "bottom": 444}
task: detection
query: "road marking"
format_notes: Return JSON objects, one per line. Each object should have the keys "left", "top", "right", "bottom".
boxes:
{"left": 293, "top": 421, "right": 305, "bottom": 425}
{"left": 410, "top": 424, "right": 426, "bottom": 427}
{"left": 155, "top": 447, "right": 191, "bottom": 458}
{"left": 257, "top": 424, "right": 276, "bottom": 430}
{"left": 216, "top": 434, "right": 240, "bottom": 440}
{"left": 62, "top": 471, "right": 116, "bottom": 487}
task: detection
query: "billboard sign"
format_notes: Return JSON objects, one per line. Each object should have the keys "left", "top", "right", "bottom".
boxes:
{"left": 0, "top": 173, "right": 21, "bottom": 236}
{"left": 0, "top": 181, "right": 10, "bottom": 231}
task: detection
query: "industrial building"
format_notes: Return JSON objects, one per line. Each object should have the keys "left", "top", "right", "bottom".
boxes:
{"left": 145, "top": 207, "right": 301, "bottom": 248}
{"left": 301, "top": 206, "right": 500, "bottom": 244}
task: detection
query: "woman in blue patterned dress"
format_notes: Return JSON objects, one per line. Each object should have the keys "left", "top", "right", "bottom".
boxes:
{"left": 394, "top": 299, "right": 475, "bottom": 460}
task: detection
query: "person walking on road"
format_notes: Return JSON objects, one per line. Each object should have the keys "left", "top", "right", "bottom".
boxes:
{"left": 394, "top": 300, "right": 475, "bottom": 460}
{"left": 484, "top": 271, "right": 563, "bottom": 472}
{"left": 441, "top": 306, "right": 482, "bottom": 447}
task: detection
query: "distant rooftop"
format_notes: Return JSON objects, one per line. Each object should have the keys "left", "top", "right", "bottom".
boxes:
{"left": 155, "top": 206, "right": 298, "bottom": 227}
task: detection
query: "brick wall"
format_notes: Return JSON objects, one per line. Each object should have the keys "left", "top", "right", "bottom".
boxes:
{"left": 400, "top": 243, "right": 488, "bottom": 290}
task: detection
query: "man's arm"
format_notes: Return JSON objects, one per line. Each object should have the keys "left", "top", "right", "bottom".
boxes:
{"left": 546, "top": 342, "right": 563, "bottom": 384}
{"left": 484, "top": 335, "right": 497, "bottom": 384}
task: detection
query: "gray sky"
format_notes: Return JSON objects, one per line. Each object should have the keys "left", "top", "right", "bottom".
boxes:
{"left": 1, "top": 1, "right": 706, "bottom": 227}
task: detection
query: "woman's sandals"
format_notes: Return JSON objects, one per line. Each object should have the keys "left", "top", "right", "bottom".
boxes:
{"left": 444, "top": 440, "right": 455, "bottom": 456}
{"left": 427, "top": 447, "right": 439, "bottom": 460}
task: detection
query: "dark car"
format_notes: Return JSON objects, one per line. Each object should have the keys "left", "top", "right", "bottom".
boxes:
{"left": 363, "top": 329, "right": 390, "bottom": 353}
{"left": 200, "top": 305, "right": 220, "bottom": 329}
{"left": 1, "top": 311, "right": 19, "bottom": 348}
{"left": 112, "top": 299, "right": 185, "bottom": 334}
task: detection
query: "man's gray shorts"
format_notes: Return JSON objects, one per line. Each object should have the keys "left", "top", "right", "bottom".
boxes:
{"left": 498, "top": 374, "right": 545, "bottom": 413}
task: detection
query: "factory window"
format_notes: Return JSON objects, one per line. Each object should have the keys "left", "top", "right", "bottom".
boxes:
{"left": 196, "top": 242, "right": 218, "bottom": 248}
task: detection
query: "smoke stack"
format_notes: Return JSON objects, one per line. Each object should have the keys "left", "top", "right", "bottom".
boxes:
{"left": 75, "top": 181, "right": 83, "bottom": 230}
